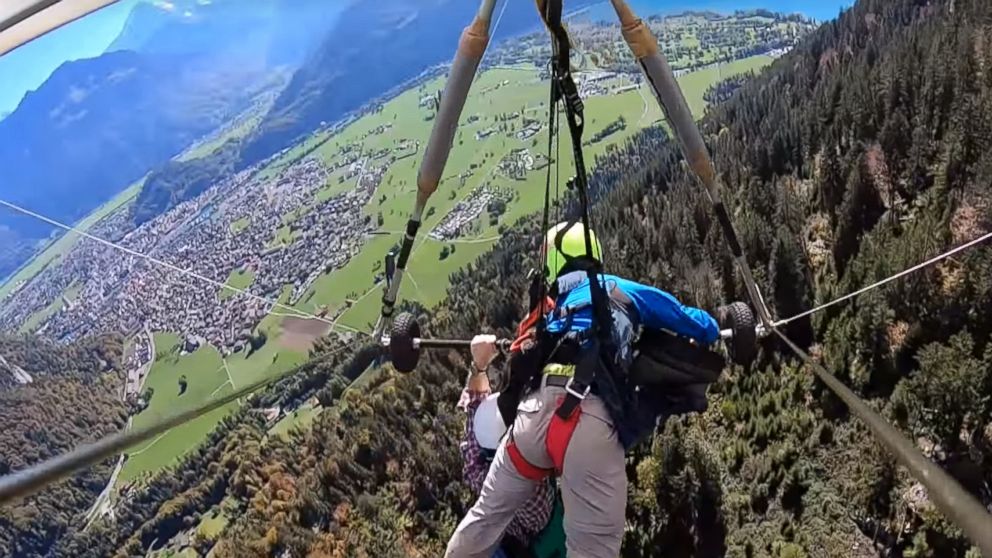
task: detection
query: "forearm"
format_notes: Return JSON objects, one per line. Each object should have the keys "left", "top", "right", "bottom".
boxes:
{"left": 671, "top": 305, "right": 719, "bottom": 345}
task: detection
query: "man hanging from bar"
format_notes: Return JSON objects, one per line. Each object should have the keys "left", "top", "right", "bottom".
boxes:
{"left": 445, "top": 221, "right": 747, "bottom": 557}
{"left": 442, "top": 0, "right": 763, "bottom": 554}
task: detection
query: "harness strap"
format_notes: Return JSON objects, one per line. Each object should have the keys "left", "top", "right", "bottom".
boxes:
{"left": 550, "top": 285, "right": 634, "bottom": 422}
{"left": 555, "top": 336, "right": 599, "bottom": 420}
{"left": 546, "top": 396, "right": 581, "bottom": 474}
{"left": 505, "top": 399, "right": 584, "bottom": 481}
{"left": 507, "top": 440, "right": 552, "bottom": 481}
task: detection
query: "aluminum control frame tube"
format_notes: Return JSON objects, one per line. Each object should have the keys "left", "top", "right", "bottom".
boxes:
{"left": 609, "top": 0, "right": 774, "bottom": 329}
{"left": 375, "top": 0, "right": 498, "bottom": 340}
{"left": 413, "top": 338, "right": 511, "bottom": 350}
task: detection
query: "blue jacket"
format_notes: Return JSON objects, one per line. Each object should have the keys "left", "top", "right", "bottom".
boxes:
{"left": 546, "top": 273, "right": 719, "bottom": 345}
{"left": 545, "top": 272, "right": 719, "bottom": 448}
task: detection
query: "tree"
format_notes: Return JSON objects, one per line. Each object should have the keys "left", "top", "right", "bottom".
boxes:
{"left": 833, "top": 155, "right": 884, "bottom": 274}
{"left": 247, "top": 331, "right": 268, "bottom": 357}
{"left": 890, "top": 333, "right": 991, "bottom": 454}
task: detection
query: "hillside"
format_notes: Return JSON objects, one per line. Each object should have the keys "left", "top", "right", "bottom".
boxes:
{"left": 0, "top": 15, "right": 809, "bottom": 555}
{"left": 0, "top": 335, "right": 127, "bottom": 558}
{"left": 17, "top": 0, "right": 990, "bottom": 556}
{"left": 6, "top": 0, "right": 992, "bottom": 556}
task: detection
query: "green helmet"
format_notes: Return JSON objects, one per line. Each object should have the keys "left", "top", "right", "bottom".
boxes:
{"left": 544, "top": 221, "right": 603, "bottom": 280}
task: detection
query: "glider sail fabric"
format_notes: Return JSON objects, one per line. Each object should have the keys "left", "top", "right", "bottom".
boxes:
{"left": 0, "top": 0, "right": 118, "bottom": 56}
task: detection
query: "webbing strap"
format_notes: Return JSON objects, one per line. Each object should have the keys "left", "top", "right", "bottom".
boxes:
{"left": 507, "top": 440, "right": 553, "bottom": 481}
{"left": 547, "top": 396, "right": 582, "bottom": 475}
{"left": 538, "top": 0, "right": 617, "bottom": 424}
{"left": 504, "top": 397, "right": 583, "bottom": 480}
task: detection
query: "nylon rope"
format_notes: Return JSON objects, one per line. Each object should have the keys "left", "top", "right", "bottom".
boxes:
{"left": 489, "top": 0, "right": 510, "bottom": 58}
{"left": 774, "top": 230, "right": 992, "bottom": 327}
{"left": 535, "top": 59, "right": 559, "bottom": 331}
{"left": 0, "top": 198, "right": 369, "bottom": 336}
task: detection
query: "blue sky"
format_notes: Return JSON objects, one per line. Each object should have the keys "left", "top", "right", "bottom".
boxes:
{"left": 0, "top": 0, "right": 141, "bottom": 115}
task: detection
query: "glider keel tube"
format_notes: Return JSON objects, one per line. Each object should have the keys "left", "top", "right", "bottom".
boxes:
{"left": 610, "top": 0, "right": 774, "bottom": 329}
{"left": 376, "top": 0, "right": 497, "bottom": 339}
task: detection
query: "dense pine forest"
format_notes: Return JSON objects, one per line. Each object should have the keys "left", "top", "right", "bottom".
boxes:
{"left": 3, "top": 0, "right": 992, "bottom": 556}
{"left": 0, "top": 335, "right": 127, "bottom": 557}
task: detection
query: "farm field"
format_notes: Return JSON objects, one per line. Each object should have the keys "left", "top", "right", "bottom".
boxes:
{"left": 118, "top": 332, "right": 236, "bottom": 483}
{"left": 18, "top": 282, "right": 82, "bottom": 334}
{"left": 269, "top": 402, "right": 322, "bottom": 439}
{"left": 220, "top": 268, "right": 255, "bottom": 301}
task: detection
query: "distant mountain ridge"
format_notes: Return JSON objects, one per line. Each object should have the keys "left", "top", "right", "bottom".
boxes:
{"left": 0, "top": 49, "right": 268, "bottom": 242}
{"left": 0, "top": 0, "right": 342, "bottom": 280}
{"left": 243, "top": 0, "right": 601, "bottom": 161}
{"left": 107, "top": 0, "right": 343, "bottom": 67}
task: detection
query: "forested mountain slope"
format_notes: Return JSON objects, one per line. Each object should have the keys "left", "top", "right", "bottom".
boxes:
{"left": 0, "top": 335, "right": 127, "bottom": 558}
{"left": 35, "top": 0, "right": 992, "bottom": 556}
{"left": 209, "top": 0, "right": 989, "bottom": 554}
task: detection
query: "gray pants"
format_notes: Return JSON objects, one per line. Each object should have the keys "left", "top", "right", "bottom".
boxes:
{"left": 445, "top": 384, "right": 626, "bottom": 558}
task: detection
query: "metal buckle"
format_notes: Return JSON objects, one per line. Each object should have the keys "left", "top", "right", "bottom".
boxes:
{"left": 565, "top": 378, "right": 591, "bottom": 401}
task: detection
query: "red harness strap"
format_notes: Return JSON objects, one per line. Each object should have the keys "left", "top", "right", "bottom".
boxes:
{"left": 507, "top": 440, "right": 553, "bottom": 481}
{"left": 546, "top": 396, "right": 581, "bottom": 475}
{"left": 505, "top": 396, "right": 583, "bottom": 480}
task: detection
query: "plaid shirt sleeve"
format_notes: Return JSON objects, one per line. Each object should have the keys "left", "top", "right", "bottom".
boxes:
{"left": 458, "top": 389, "right": 556, "bottom": 545}
{"left": 459, "top": 388, "right": 490, "bottom": 494}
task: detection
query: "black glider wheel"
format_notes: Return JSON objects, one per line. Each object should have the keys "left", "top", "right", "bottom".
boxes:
{"left": 390, "top": 312, "right": 421, "bottom": 373}
{"left": 718, "top": 302, "right": 757, "bottom": 366}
